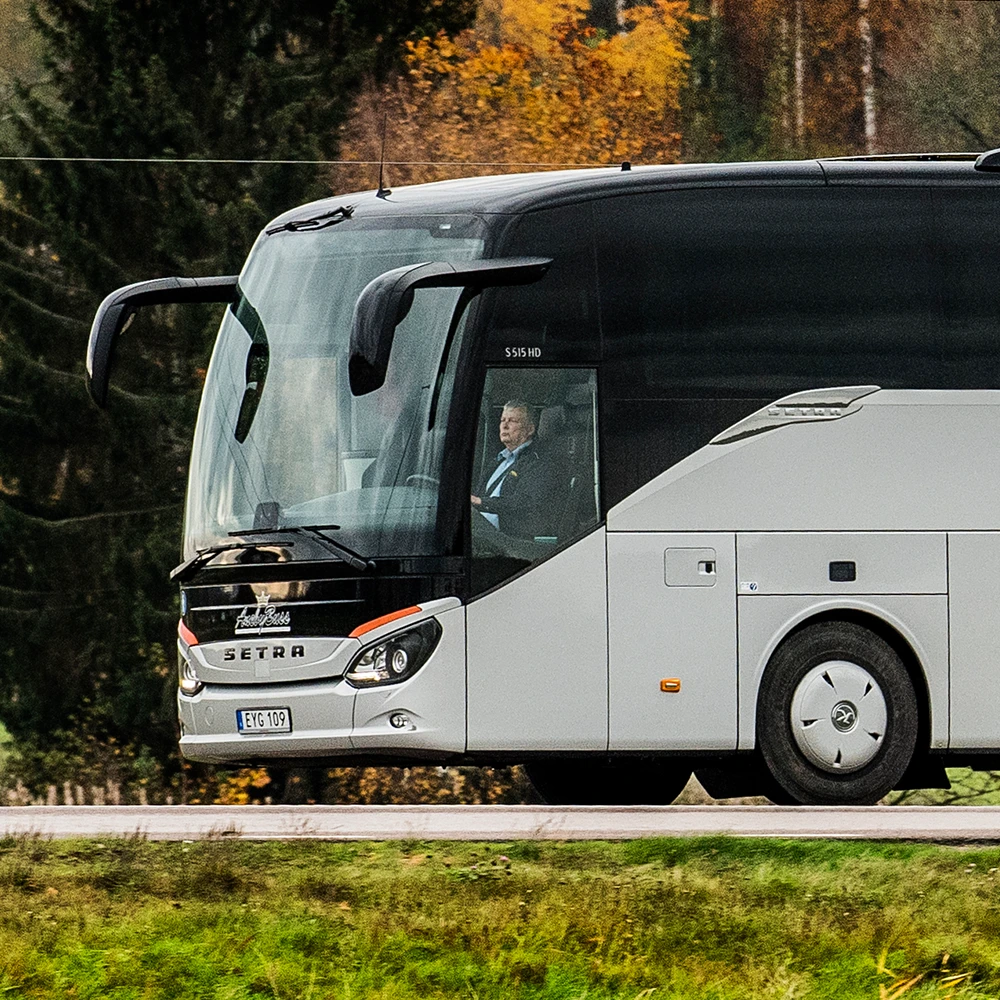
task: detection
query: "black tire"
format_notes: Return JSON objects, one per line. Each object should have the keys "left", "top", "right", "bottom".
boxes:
{"left": 757, "top": 621, "right": 918, "bottom": 805}
{"left": 524, "top": 759, "right": 691, "bottom": 805}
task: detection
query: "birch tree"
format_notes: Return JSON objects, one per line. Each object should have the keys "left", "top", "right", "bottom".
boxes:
{"left": 712, "top": 0, "right": 907, "bottom": 155}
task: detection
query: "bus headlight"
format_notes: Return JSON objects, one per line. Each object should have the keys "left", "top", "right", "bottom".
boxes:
{"left": 345, "top": 619, "right": 441, "bottom": 687}
{"left": 178, "top": 653, "right": 204, "bottom": 697}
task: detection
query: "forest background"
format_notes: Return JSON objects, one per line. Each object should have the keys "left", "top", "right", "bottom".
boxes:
{"left": 0, "top": 0, "right": 995, "bottom": 805}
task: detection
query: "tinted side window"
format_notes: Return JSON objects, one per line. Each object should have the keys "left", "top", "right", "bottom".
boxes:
{"left": 483, "top": 204, "right": 600, "bottom": 363}
{"left": 598, "top": 187, "right": 943, "bottom": 398}
{"left": 597, "top": 187, "right": 941, "bottom": 505}
{"left": 934, "top": 187, "right": 1000, "bottom": 385}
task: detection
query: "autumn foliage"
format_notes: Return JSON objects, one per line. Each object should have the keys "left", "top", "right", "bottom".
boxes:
{"left": 333, "top": 0, "right": 693, "bottom": 191}
{"left": 715, "top": 0, "right": 911, "bottom": 155}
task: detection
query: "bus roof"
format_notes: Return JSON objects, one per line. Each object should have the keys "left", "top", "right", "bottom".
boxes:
{"left": 266, "top": 154, "right": 1000, "bottom": 229}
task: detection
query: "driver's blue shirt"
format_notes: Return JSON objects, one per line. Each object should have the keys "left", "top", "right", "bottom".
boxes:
{"left": 480, "top": 440, "right": 532, "bottom": 529}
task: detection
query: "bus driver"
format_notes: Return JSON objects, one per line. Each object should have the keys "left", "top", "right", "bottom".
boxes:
{"left": 471, "top": 400, "right": 557, "bottom": 539}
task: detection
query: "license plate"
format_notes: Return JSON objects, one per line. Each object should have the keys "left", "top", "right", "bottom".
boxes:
{"left": 236, "top": 707, "right": 292, "bottom": 734}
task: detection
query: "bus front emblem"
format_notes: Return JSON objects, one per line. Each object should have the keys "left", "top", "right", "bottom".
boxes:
{"left": 234, "top": 593, "right": 292, "bottom": 635}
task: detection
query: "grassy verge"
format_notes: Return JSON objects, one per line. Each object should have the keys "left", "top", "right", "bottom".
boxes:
{"left": 0, "top": 721, "right": 9, "bottom": 776}
{"left": 1, "top": 836, "right": 1000, "bottom": 998}
{"left": 887, "top": 769, "right": 1000, "bottom": 806}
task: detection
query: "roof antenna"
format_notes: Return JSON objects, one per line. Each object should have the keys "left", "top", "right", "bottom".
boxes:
{"left": 376, "top": 113, "right": 391, "bottom": 199}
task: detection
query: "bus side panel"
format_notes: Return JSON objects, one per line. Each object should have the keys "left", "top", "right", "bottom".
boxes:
{"left": 466, "top": 527, "right": 608, "bottom": 751}
{"left": 607, "top": 394, "right": 1000, "bottom": 534}
{"left": 949, "top": 532, "right": 1000, "bottom": 748}
{"left": 737, "top": 532, "right": 947, "bottom": 597}
{"left": 607, "top": 532, "right": 737, "bottom": 751}
{"left": 351, "top": 604, "right": 467, "bottom": 755}
{"left": 736, "top": 594, "right": 948, "bottom": 751}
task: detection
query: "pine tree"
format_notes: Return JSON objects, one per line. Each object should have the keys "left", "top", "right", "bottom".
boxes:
{"left": 679, "top": 0, "right": 759, "bottom": 161}
{"left": 0, "top": 0, "right": 474, "bottom": 794}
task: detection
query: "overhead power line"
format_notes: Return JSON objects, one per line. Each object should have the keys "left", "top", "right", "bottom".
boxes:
{"left": 0, "top": 155, "right": 603, "bottom": 167}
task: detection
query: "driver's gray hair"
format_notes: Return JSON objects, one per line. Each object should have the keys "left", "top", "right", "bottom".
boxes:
{"left": 503, "top": 399, "right": 535, "bottom": 428}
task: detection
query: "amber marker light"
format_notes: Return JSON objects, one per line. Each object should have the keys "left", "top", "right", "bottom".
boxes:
{"left": 178, "top": 619, "right": 199, "bottom": 646}
{"left": 660, "top": 678, "right": 681, "bottom": 693}
{"left": 349, "top": 606, "right": 422, "bottom": 638}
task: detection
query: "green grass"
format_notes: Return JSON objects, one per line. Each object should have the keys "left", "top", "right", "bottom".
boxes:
{"left": 887, "top": 768, "right": 1000, "bottom": 806}
{"left": 0, "top": 721, "right": 11, "bottom": 775}
{"left": 1, "top": 835, "right": 1000, "bottom": 998}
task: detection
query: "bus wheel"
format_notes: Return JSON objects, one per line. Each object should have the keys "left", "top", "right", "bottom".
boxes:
{"left": 524, "top": 759, "right": 691, "bottom": 806}
{"left": 757, "top": 621, "right": 918, "bottom": 805}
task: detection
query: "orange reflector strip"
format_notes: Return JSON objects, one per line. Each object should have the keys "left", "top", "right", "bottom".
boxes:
{"left": 178, "top": 619, "right": 199, "bottom": 646}
{"left": 349, "top": 606, "right": 422, "bottom": 638}
{"left": 660, "top": 678, "right": 681, "bottom": 693}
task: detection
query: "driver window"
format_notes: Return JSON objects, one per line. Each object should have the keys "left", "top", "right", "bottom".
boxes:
{"left": 470, "top": 368, "right": 600, "bottom": 595}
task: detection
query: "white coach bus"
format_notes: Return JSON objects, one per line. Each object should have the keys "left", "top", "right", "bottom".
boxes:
{"left": 88, "top": 152, "right": 1000, "bottom": 805}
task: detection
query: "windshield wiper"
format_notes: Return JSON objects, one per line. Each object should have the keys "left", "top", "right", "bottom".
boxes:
{"left": 230, "top": 524, "right": 373, "bottom": 572}
{"left": 170, "top": 541, "right": 289, "bottom": 583}
{"left": 266, "top": 205, "right": 354, "bottom": 235}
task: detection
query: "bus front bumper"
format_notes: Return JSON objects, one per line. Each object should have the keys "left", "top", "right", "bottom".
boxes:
{"left": 178, "top": 677, "right": 355, "bottom": 764}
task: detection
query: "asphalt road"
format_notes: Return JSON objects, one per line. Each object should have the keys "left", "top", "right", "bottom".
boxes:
{"left": 2, "top": 805, "right": 1000, "bottom": 841}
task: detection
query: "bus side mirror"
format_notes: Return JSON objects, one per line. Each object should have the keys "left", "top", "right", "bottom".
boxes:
{"left": 86, "top": 275, "right": 239, "bottom": 407}
{"left": 348, "top": 257, "right": 551, "bottom": 396}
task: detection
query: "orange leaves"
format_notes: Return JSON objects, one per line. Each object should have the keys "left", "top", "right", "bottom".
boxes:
{"left": 332, "top": 1, "right": 693, "bottom": 193}
{"left": 610, "top": 1, "right": 692, "bottom": 111}
{"left": 484, "top": 0, "right": 591, "bottom": 51}
{"left": 718, "top": 0, "right": 910, "bottom": 154}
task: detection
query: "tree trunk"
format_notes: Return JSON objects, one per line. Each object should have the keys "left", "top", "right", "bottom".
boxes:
{"left": 859, "top": 0, "right": 877, "bottom": 153}
{"left": 779, "top": 15, "right": 791, "bottom": 144}
{"left": 794, "top": 0, "right": 805, "bottom": 147}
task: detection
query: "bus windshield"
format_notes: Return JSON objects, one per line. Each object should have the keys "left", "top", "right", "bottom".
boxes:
{"left": 183, "top": 215, "right": 485, "bottom": 561}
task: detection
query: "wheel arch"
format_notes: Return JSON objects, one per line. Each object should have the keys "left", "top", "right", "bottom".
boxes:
{"left": 750, "top": 604, "right": 933, "bottom": 757}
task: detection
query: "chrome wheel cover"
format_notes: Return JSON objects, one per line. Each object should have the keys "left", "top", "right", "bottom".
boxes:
{"left": 789, "top": 660, "right": 887, "bottom": 773}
